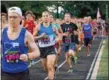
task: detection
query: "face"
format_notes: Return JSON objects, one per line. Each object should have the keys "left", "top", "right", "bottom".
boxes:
{"left": 42, "top": 12, "right": 50, "bottom": 23}
{"left": 88, "top": 17, "right": 91, "bottom": 22}
{"left": 50, "top": 15, "right": 54, "bottom": 23}
{"left": 56, "top": 19, "right": 61, "bottom": 25}
{"left": 26, "top": 14, "right": 32, "bottom": 20}
{"left": 84, "top": 17, "right": 89, "bottom": 23}
{"left": 8, "top": 12, "right": 21, "bottom": 28}
{"left": 64, "top": 14, "right": 71, "bottom": 23}
{"left": 2, "top": 15, "right": 7, "bottom": 22}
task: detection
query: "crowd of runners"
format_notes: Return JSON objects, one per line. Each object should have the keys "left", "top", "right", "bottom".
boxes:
{"left": 1, "top": 6, "right": 108, "bottom": 80}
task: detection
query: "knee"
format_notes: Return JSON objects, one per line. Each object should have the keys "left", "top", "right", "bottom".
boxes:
{"left": 68, "top": 50, "right": 74, "bottom": 55}
{"left": 47, "top": 64, "right": 54, "bottom": 70}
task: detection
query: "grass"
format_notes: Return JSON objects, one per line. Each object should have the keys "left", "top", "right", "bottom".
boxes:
{"left": 96, "top": 40, "right": 108, "bottom": 80}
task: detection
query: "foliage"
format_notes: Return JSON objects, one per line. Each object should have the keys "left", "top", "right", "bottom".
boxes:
{"left": 1, "top": 1, "right": 109, "bottom": 19}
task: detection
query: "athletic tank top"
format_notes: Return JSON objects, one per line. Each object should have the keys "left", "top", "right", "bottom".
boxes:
{"left": 1, "top": 27, "right": 28, "bottom": 73}
{"left": 83, "top": 23, "right": 92, "bottom": 38}
{"left": 38, "top": 24, "right": 56, "bottom": 47}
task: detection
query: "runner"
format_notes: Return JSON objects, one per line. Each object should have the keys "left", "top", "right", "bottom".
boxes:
{"left": 1, "top": 7, "right": 40, "bottom": 80}
{"left": 74, "top": 18, "right": 81, "bottom": 61}
{"left": 23, "top": 11, "right": 36, "bottom": 34}
{"left": 1, "top": 13, "right": 8, "bottom": 29}
{"left": 50, "top": 14, "right": 63, "bottom": 71}
{"left": 76, "top": 19, "right": 84, "bottom": 50}
{"left": 82, "top": 17, "right": 93, "bottom": 56}
{"left": 34, "top": 11, "right": 56, "bottom": 80}
{"left": 97, "top": 17, "right": 105, "bottom": 37}
{"left": 61, "top": 13, "right": 78, "bottom": 73}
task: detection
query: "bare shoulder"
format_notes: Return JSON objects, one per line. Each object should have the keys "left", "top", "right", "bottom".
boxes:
{"left": 25, "top": 30, "right": 34, "bottom": 44}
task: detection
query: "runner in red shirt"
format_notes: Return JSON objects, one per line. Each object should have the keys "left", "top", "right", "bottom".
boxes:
{"left": 24, "top": 11, "right": 36, "bottom": 34}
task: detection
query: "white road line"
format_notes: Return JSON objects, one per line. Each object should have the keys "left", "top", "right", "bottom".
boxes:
{"left": 90, "top": 40, "right": 106, "bottom": 79}
{"left": 58, "top": 60, "right": 66, "bottom": 69}
{"left": 86, "top": 40, "right": 103, "bottom": 80}
{"left": 28, "top": 59, "right": 41, "bottom": 68}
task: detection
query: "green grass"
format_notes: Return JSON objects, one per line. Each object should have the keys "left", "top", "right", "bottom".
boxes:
{"left": 96, "top": 40, "right": 108, "bottom": 80}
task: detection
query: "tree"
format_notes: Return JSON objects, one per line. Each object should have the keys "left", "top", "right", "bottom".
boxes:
{"left": 1, "top": 1, "right": 108, "bottom": 19}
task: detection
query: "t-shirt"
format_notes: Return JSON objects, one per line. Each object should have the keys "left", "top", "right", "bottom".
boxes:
{"left": 24, "top": 20, "right": 35, "bottom": 34}
{"left": 61, "top": 22, "right": 78, "bottom": 44}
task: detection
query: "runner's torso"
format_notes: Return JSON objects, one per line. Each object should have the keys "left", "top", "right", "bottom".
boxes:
{"left": 1, "top": 27, "right": 28, "bottom": 73}
{"left": 83, "top": 23, "right": 92, "bottom": 38}
{"left": 38, "top": 23, "right": 56, "bottom": 47}
{"left": 61, "top": 22, "right": 78, "bottom": 44}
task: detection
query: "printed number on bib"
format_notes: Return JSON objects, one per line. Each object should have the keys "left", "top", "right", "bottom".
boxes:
{"left": 65, "top": 37, "right": 71, "bottom": 44}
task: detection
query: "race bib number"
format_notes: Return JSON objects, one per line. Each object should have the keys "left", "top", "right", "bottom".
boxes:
{"left": 38, "top": 35, "right": 55, "bottom": 47}
{"left": 4, "top": 42, "right": 20, "bottom": 63}
{"left": 65, "top": 37, "right": 71, "bottom": 44}
{"left": 5, "top": 51, "right": 20, "bottom": 63}
{"left": 41, "top": 36, "right": 50, "bottom": 44}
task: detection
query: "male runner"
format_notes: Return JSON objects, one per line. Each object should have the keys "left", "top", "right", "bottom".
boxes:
{"left": 1, "top": 7, "right": 40, "bottom": 80}
{"left": 82, "top": 17, "right": 93, "bottom": 56}
{"left": 61, "top": 13, "right": 78, "bottom": 73}
{"left": 34, "top": 11, "right": 56, "bottom": 80}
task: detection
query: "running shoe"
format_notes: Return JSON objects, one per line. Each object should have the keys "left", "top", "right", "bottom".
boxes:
{"left": 67, "top": 68, "right": 73, "bottom": 73}
{"left": 74, "top": 56, "right": 78, "bottom": 64}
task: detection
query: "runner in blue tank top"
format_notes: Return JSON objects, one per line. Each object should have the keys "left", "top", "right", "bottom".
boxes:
{"left": 82, "top": 17, "right": 93, "bottom": 56}
{"left": 34, "top": 11, "right": 56, "bottom": 80}
{"left": 1, "top": 6, "right": 40, "bottom": 80}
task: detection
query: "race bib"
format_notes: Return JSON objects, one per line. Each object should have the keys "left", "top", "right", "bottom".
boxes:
{"left": 4, "top": 42, "right": 20, "bottom": 63}
{"left": 5, "top": 51, "right": 20, "bottom": 63}
{"left": 38, "top": 35, "right": 55, "bottom": 47}
{"left": 41, "top": 36, "right": 50, "bottom": 44}
{"left": 65, "top": 37, "right": 71, "bottom": 44}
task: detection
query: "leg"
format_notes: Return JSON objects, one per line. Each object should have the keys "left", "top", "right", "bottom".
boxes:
{"left": 67, "top": 49, "right": 75, "bottom": 73}
{"left": 87, "top": 38, "right": 92, "bottom": 56}
{"left": 41, "top": 58, "right": 47, "bottom": 71}
{"left": 68, "top": 49, "right": 75, "bottom": 66}
{"left": 54, "top": 54, "right": 58, "bottom": 67}
{"left": 86, "top": 38, "right": 92, "bottom": 56}
{"left": 84, "top": 38, "right": 89, "bottom": 56}
{"left": 47, "top": 54, "right": 56, "bottom": 80}
{"left": 75, "top": 44, "right": 79, "bottom": 57}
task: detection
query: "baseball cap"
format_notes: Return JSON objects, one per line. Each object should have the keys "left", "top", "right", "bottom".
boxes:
{"left": 8, "top": 7, "right": 22, "bottom": 17}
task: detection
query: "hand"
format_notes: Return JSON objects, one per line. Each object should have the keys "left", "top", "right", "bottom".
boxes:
{"left": 74, "top": 31, "right": 78, "bottom": 35}
{"left": 25, "top": 24, "right": 28, "bottom": 28}
{"left": 64, "top": 32, "right": 69, "bottom": 36}
{"left": 19, "top": 54, "right": 28, "bottom": 62}
{"left": 41, "top": 33, "right": 46, "bottom": 38}
{"left": 53, "top": 27, "right": 56, "bottom": 32}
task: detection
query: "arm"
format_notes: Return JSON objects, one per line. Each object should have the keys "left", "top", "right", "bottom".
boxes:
{"left": 26, "top": 31, "right": 40, "bottom": 59}
{"left": 74, "top": 24, "right": 78, "bottom": 35}
{"left": 58, "top": 25, "right": 63, "bottom": 33}
{"left": 60, "top": 24, "right": 69, "bottom": 37}
{"left": 20, "top": 31, "right": 40, "bottom": 61}
{"left": 33, "top": 24, "right": 46, "bottom": 40}
{"left": 62, "top": 32, "right": 69, "bottom": 36}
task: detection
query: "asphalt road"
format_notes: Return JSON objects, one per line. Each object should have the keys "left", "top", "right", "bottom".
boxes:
{"left": 29, "top": 39, "right": 101, "bottom": 80}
